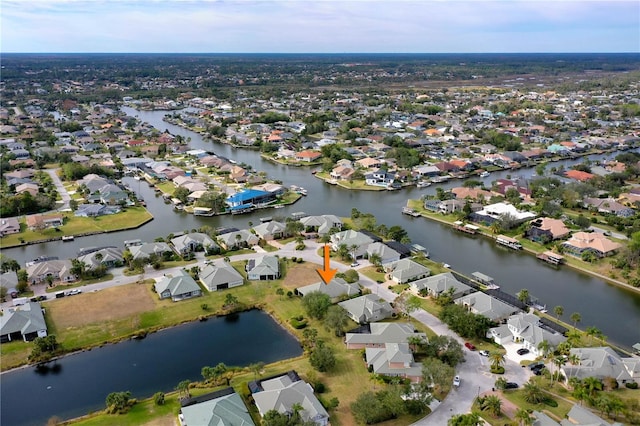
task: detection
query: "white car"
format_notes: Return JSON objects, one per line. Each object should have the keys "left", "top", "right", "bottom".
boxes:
{"left": 479, "top": 350, "right": 490, "bottom": 357}
{"left": 453, "top": 375, "right": 461, "bottom": 387}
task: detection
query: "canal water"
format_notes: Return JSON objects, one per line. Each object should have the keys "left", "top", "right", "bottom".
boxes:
{"left": 0, "top": 309, "right": 302, "bottom": 426}
{"left": 3, "top": 107, "right": 639, "bottom": 350}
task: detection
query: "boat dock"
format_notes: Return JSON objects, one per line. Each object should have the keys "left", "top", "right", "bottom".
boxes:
{"left": 496, "top": 234, "right": 523, "bottom": 250}
{"left": 472, "top": 272, "right": 499, "bottom": 289}
{"left": 402, "top": 207, "right": 421, "bottom": 217}
{"left": 453, "top": 221, "right": 479, "bottom": 235}
{"left": 536, "top": 251, "right": 564, "bottom": 265}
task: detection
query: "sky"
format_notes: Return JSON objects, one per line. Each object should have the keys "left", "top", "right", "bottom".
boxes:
{"left": 2, "top": 0, "right": 639, "bottom": 53}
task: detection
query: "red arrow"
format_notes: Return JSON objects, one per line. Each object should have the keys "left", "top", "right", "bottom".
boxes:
{"left": 316, "top": 244, "right": 337, "bottom": 285}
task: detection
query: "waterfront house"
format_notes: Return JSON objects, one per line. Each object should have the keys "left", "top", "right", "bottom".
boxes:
{"left": 365, "top": 170, "right": 396, "bottom": 188}
{"left": 299, "top": 214, "right": 343, "bottom": 236}
{"left": 76, "top": 247, "right": 123, "bottom": 270}
{"left": 155, "top": 269, "right": 202, "bottom": 302}
{"left": 171, "top": 232, "right": 219, "bottom": 255}
{"left": 561, "top": 347, "right": 639, "bottom": 387}
{"left": 438, "top": 199, "right": 468, "bottom": 214}
{"left": 128, "top": 242, "right": 173, "bottom": 261}
{"left": 225, "top": 189, "right": 275, "bottom": 209}
{"left": 251, "top": 371, "right": 329, "bottom": 426}
{"left": 26, "top": 259, "right": 75, "bottom": 285}
{"left": 582, "top": 197, "right": 636, "bottom": 218}
{"left": 389, "top": 259, "right": 430, "bottom": 284}
{"left": 75, "top": 204, "right": 120, "bottom": 217}
{"left": 470, "top": 202, "right": 536, "bottom": 226}
{"left": 179, "top": 387, "right": 255, "bottom": 426}
{"left": 296, "top": 277, "right": 360, "bottom": 302}
{"left": 338, "top": 294, "right": 393, "bottom": 324}
{"left": 200, "top": 262, "right": 244, "bottom": 291}
{"left": 366, "top": 343, "right": 423, "bottom": 383}
{"left": 295, "top": 150, "right": 322, "bottom": 162}
{"left": 526, "top": 217, "right": 571, "bottom": 242}
{"left": 0, "top": 217, "right": 21, "bottom": 236}
{"left": 246, "top": 255, "right": 280, "bottom": 281}
{"left": 489, "top": 313, "right": 566, "bottom": 357}
{"left": 561, "top": 231, "right": 622, "bottom": 258}
{"left": 25, "top": 213, "right": 64, "bottom": 231}
{"left": 455, "top": 291, "right": 519, "bottom": 322}
{"left": 451, "top": 187, "right": 492, "bottom": 203}
{"left": 345, "top": 322, "right": 427, "bottom": 349}
{"left": 330, "top": 230, "right": 374, "bottom": 259}
{"left": 0, "top": 271, "right": 19, "bottom": 298}
{"left": 564, "top": 169, "right": 596, "bottom": 182}
{"left": 409, "top": 272, "right": 473, "bottom": 299}
{"left": 0, "top": 302, "right": 47, "bottom": 343}
{"left": 252, "top": 221, "right": 286, "bottom": 241}
{"left": 217, "top": 230, "right": 259, "bottom": 250}
{"left": 366, "top": 242, "right": 401, "bottom": 266}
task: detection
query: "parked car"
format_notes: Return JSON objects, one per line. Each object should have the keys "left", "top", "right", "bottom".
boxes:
{"left": 465, "top": 342, "right": 476, "bottom": 351}
{"left": 528, "top": 361, "right": 545, "bottom": 370}
{"left": 517, "top": 348, "right": 530, "bottom": 355}
{"left": 532, "top": 367, "right": 545, "bottom": 376}
{"left": 350, "top": 262, "right": 359, "bottom": 267}
{"left": 478, "top": 350, "right": 489, "bottom": 357}
{"left": 505, "top": 382, "right": 519, "bottom": 389}
{"left": 453, "top": 375, "right": 461, "bottom": 387}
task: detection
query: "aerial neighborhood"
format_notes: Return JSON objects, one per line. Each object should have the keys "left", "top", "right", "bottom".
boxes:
{"left": 0, "top": 54, "right": 639, "bottom": 426}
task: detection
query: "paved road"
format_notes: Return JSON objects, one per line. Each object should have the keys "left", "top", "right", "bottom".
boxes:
{"left": 4, "top": 240, "right": 532, "bottom": 424}
{"left": 44, "top": 168, "right": 71, "bottom": 211}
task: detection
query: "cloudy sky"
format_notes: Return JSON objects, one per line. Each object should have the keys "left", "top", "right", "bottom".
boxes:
{"left": 2, "top": 0, "right": 639, "bottom": 53}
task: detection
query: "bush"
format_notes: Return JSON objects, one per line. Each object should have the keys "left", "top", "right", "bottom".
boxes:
{"left": 544, "top": 398, "right": 558, "bottom": 408}
{"left": 153, "top": 392, "right": 165, "bottom": 406}
{"left": 314, "top": 382, "right": 325, "bottom": 393}
{"left": 490, "top": 366, "right": 505, "bottom": 374}
{"left": 626, "top": 382, "right": 639, "bottom": 389}
{"left": 290, "top": 316, "right": 308, "bottom": 329}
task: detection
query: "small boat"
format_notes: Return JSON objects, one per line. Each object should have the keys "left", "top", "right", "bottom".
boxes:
{"left": 442, "top": 263, "right": 451, "bottom": 269}
{"left": 62, "top": 235, "right": 75, "bottom": 242}
{"left": 274, "top": 205, "right": 284, "bottom": 209}
{"left": 479, "top": 171, "right": 490, "bottom": 178}
{"left": 133, "top": 176, "right": 141, "bottom": 181}
{"left": 532, "top": 303, "right": 547, "bottom": 313}
{"left": 416, "top": 180, "right": 431, "bottom": 188}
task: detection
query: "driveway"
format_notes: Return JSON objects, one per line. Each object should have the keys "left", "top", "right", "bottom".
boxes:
{"left": 44, "top": 168, "right": 71, "bottom": 211}
{"left": 502, "top": 341, "right": 538, "bottom": 364}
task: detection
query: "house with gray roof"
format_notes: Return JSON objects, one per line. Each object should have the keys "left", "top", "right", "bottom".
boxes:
{"left": 455, "top": 291, "right": 519, "bottom": 322}
{"left": 200, "top": 262, "right": 244, "bottom": 292}
{"left": 366, "top": 242, "right": 401, "bottom": 266}
{"left": 409, "top": 272, "right": 473, "bottom": 299}
{"left": 171, "top": 232, "right": 219, "bottom": 255}
{"left": 252, "top": 373, "right": 329, "bottom": 426}
{"left": 0, "top": 271, "right": 19, "bottom": 298}
{"left": 77, "top": 247, "right": 123, "bottom": 270}
{"left": 74, "top": 203, "right": 120, "bottom": 217}
{"left": 296, "top": 277, "right": 360, "bottom": 302}
{"left": 252, "top": 221, "right": 286, "bottom": 241}
{"left": 155, "top": 269, "right": 202, "bottom": 302}
{"left": 560, "top": 404, "right": 618, "bottom": 426}
{"left": 366, "top": 343, "right": 423, "bottom": 383}
{"left": 128, "top": 242, "right": 173, "bottom": 261}
{"left": 345, "top": 322, "right": 427, "bottom": 349}
{"left": 330, "top": 230, "right": 374, "bottom": 259}
{"left": 561, "top": 347, "right": 639, "bottom": 387}
{"left": 389, "top": 259, "right": 430, "bottom": 284}
{"left": 217, "top": 230, "right": 259, "bottom": 250}
{"left": 26, "top": 259, "right": 75, "bottom": 285}
{"left": 246, "top": 255, "right": 280, "bottom": 281}
{"left": 0, "top": 217, "right": 20, "bottom": 236}
{"left": 489, "top": 313, "right": 566, "bottom": 357}
{"left": 179, "top": 388, "right": 255, "bottom": 426}
{"left": 338, "top": 294, "right": 393, "bottom": 324}
{"left": 299, "top": 215, "right": 343, "bottom": 235}
{"left": 0, "top": 302, "right": 47, "bottom": 342}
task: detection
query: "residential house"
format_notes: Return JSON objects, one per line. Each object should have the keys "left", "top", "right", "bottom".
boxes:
{"left": 296, "top": 278, "right": 360, "bottom": 302}
{"left": 562, "top": 232, "right": 622, "bottom": 258}
{"left": 527, "top": 217, "right": 571, "bottom": 243}
{"left": 438, "top": 199, "right": 468, "bottom": 214}
{"left": 0, "top": 302, "right": 47, "bottom": 343}
{"left": 470, "top": 202, "right": 537, "bottom": 225}
{"left": 365, "top": 171, "right": 396, "bottom": 188}
{"left": 246, "top": 255, "right": 280, "bottom": 281}
{"left": 330, "top": 230, "right": 374, "bottom": 259}
{"left": 338, "top": 294, "right": 393, "bottom": 324}
{"left": 366, "top": 242, "right": 401, "bottom": 266}
{"left": 0, "top": 217, "right": 21, "bottom": 236}
{"left": 225, "top": 189, "right": 275, "bottom": 209}
{"left": 0, "top": 271, "right": 19, "bottom": 298}
{"left": 299, "top": 215, "right": 343, "bottom": 236}
{"left": 200, "top": 262, "right": 244, "bottom": 291}
{"left": 366, "top": 343, "right": 423, "bottom": 383}
{"left": 252, "top": 221, "right": 286, "bottom": 241}
{"left": 488, "top": 313, "right": 566, "bottom": 357}
{"left": 74, "top": 204, "right": 120, "bottom": 217}
{"left": 171, "top": 233, "right": 219, "bottom": 255}
{"left": 451, "top": 187, "right": 492, "bottom": 203}
{"left": 155, "top": 269, "right": 202, "bottom": 302}
{"left": 455, "top": 291, "right": 519, "bottom": 322}
{"left": 25, "top": 213, "right": 64, "bottom": 230}
{"left": 15, "top": 182, "right": 39, "bottom": 196}
{"left": 179, "top": 387, "right": 255, "bottom": 426}
{"left": 345, "top": 322, "right": 427, "bottom": 350}
{"left": 559, "top": 405, "right": 619, "bottom": 426}
{"left": 330, "top": 165, "right": 355, "bottom": 180}
{"left": 26, "top": 259, "right": 75, "bottom": 285}
{"left": 295, "top": 150, "right": 322, "bottom": 162}
{"left": 77, "top": 247, "right": 123, "bottom": 270}
{"left": 356, "top": 157, "right": 381, "bottom": 169}
{"left": 389, "top": 259, "right": 430, "bottom": 284}
{"left": 583, "top": 197, "right": 636, "bottom": 218}
{"left": 564, "top": 169, "right": 595, "bottom": 182}
{"left": 128, "top": 242, "right": 173, "bottom": 261}
{"left": 251, "top": 372, "right": 329, "bottom": 426}
{"left": 409, "top": 272, "right": 473, "bottom": 299}
{"left": 217, "top": 230, "right": 259, "bottom": 250}
{"left": 561, "top": 347, "right": 639, "bottom": 386}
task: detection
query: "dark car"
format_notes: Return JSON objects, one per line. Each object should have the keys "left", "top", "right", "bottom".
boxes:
{"left": 532, "top": 367, "right": 545, "bottom": 376}
{"left": 517, "top": 348, "right": 530, "bottom": 355}
{"left": 528, "top": 361, "right": 545, "bottom": 370}
{"left": 505, "top": 382, "right": 519, "bottom": 389}
{"left": 465, "top": 342, "right": 476, "bottom": 351}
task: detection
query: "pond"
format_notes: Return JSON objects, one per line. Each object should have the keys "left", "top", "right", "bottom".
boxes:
{"left": 0, "top": 309, "right": 302, "bottom": 426}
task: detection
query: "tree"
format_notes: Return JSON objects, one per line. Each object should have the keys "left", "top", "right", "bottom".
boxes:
{"left": 480, "top": 394, "right": 502, "bottom": 417}
{"left": 0, "top": 256, "right": 20, "bottom": 273}
{"left": 421, "top": 357, "right": 454, "bottom": 394}
{"left": 515, "top": 408, "right": 534, "bottom": 426}
{"left": 309, "top": 342, "right": 336, "bottom": 372}
{"left": 301, "top": 291, "right": 332, "bottom": 320}
{"left": 570, "top": 312, "right": 582, "bottom": 328}
{"left": 324, "top": 305, "right": 350, "bottom": 336}
{"left": 153, "top": 392, "right": 165, "bottom": 406}
{"left": 517, "top": 288, "right": 530, "bottom": 305}
{"left": 368, "top": 252, "right": 382, "bottom": 269}
{"left": 553, "top": 305, "right": 564, "bottom": 320}
{"left": 176, "top": 380, "right": 191, "bottom": 400}
{"left": 394, "top": 293, "right": 422, "bottom": 317}
{"left": 250, "top": 362, "right": 264, "bottom": 379}
{"left": 586, "top": 326, "right": 601, "bottom": 343}
{"left": 223, "top": 293, "right": 239, "bottom": 310}
{"left": 422, "top": 335, "right": 465, "bottom": 367}
{"left": 583, "top": 376, "right": 603, "bottom": 398}
{"left": 448, "top": 413, "right": 481, "bottom": 426}
{"left": 489, "top": 352, "right": 505, "bottom": 371}
{"left": 522, "top": 381, "right": 546, "bottom": 404}
{"left": 537, "top": 340, "right": 552, "bottom": 359}
{"left": 105, "top": 391, "right": 133, "bottom": 413}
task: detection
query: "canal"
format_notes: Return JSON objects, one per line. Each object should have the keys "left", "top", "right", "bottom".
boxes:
{"left": 3, "top": 107, "right": 639, "bottom": 350}
{"left": 0, "top": 310, "right": 302, "bottom": 426}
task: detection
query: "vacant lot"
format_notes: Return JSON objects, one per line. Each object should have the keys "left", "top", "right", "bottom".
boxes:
{"left": 48, "top": 283, "right": 155, "bottom": 330}
{"left": 281, "top": 262, "right": 321, "bottom": 290}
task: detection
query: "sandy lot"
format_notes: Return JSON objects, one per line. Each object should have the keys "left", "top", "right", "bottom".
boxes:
{"left": 47, "top": 283, "right": 156, "bottom": 329}
{"left": 281, "top": 262, "right": 322, "bottom": 289}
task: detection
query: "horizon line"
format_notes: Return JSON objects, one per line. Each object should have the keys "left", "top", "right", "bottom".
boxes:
{"left": 2, "top": 51, "right": 639, "bottom": 55}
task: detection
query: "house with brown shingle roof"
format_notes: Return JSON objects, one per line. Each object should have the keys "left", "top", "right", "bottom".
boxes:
{"left": 562, "top": 231, "right": 622, "bottom": 258}
{"left": 451, "top": 187, "right": 492, "bottom": 203}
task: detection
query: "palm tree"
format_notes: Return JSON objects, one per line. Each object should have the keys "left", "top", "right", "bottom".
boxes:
{"left": 517, "top": 288, "right": 530, "bottom": 305}
{"left": 249, "top": 362, "right": 264, "bottom": 380}
{"left": 522, "top": 381, "right": 545, "bottom": 404}
{"left": 175, "top": 380, "right": 191, "bottom": 400}
{"left": 349, "top": 244, "right": 359, "bottom": 261}
{"left": 515, "top": 408, "right": 533, "bottom": 426}
{"left": 537, "top": 340, "right": 551, "bottom": 359}
{"left": 552, "top": 356, "right": 567, "bottom": 384}
{"left": 368, "top": 252, "right": 382, "bottom": 270}
{"left": 481, "top": 394, "right": 502, "bottom": 418}
{"left": 583, "top": 376, "right": 603, "bottom": 399}
{"left": 566, "top": 329, "right": 582, "bottom": 346}
{"left": 585, "top": 326, "right": 600, "bottom": 344}
{"left": 570, "top": 312, "right": 582, "bottom": 328}
{"left": 553, "top": 305, "right": 564, "bottom": 320}
{"left": 489, "top": 352, "right": 505, "bottom": 372}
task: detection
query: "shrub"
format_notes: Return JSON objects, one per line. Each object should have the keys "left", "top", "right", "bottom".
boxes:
{"left": 286, "top": 291, "right": 293, "bottom": 298}
{"left": 314, "top": 382, "right": 325, "bottom": 393}
{"left": 153, "top": 392, "right": 165, "bottom": 406}
{"left": 626, "top": 382, "right": 639, "bottom": 389}
{"left": 544, "top": 398, "right": 558, "bottom": 408}
{"left": 490, "top": 366, "right": 505, "bottom": 374}
{"left": 290, "top": 317, "right": 308, "bottom": 329}
{"left": 200, "top": 303, "right": 208, "bottom": 311}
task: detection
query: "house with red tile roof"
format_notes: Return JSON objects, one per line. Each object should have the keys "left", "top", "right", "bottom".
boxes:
{"left": 564, "top": 169, "right": 595, "bottom": 182}
{"left": 295, "top": 150, "right": 322, "bottom": 162}
{"left": 562, "top": 232, "right": 621, "bottom": 258}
